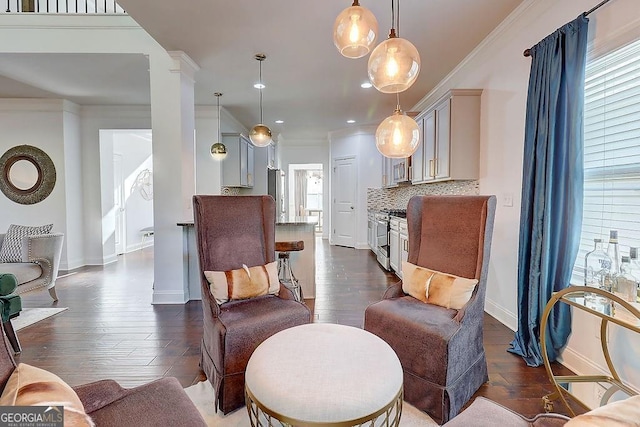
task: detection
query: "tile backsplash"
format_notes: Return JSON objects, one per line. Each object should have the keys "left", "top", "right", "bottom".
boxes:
{"left": 367, "top": 180, "right": 479, "bottom": 210}
{"left": 221, "top": 187, "right": 241, "bottom": 195}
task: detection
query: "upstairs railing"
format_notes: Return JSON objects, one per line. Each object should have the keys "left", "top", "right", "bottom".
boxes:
{"left": 5, "top": 0, "right": 125, "bottom": 13}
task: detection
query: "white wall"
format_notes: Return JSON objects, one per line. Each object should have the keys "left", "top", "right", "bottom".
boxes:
{"left": 195, "top": 106, "right": 247, "bottom": 195}
{"left": 82, "top": 106, "right": 153, "bottom": 265}
{"left": 62, "top": 102, "right": 84, "bottom": 269}
{"left": 411, "top": 0, "right": 640, "bottom": 395}
{"left": 329, "top": 126, "right": 381, "bottom": 247}
{"left": 280, "top": 138, "right": 330, "bottom": 239}
{"left": 0, "top": 99, "right": 74, "bottom": 268}
{"left": 113, "top": 131, "right": 154, "bottom": 252}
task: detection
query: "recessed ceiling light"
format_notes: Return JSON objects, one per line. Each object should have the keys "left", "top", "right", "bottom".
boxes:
{"left": 253, "top": 83, "right": 265, "bottom": 89}
{"left": 275, "top": 120, "right": 284, "bottom": 124}
{"left": 347, "top": 119, "right": 356, "bottom": 124}
{"left": 361, "top": 82, "right": 373, "bottom": 89}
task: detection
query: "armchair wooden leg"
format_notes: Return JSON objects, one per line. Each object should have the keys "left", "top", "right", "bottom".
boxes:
{"left": 2, "top": 320, "right": 21, "bottom": 354}
{"left": 48, "top": 286, "right": 58, "bottom": 302}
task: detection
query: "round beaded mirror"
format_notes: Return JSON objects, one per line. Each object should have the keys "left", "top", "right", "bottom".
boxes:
{"left": 0, "top": 145, "right": 56, "bottom": 205}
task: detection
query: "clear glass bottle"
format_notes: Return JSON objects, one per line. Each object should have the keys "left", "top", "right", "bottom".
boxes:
{"left": 606, "top": 230, "right": 621, "bottom": 291}
{"left": 616, "top": 256, "right": 636, "bottom": 302}
{"left": 629, "top": 247, "right": 640, "bottom": 302}
{"left": 584, "top": 238, "right": 611, "bottom": 303}
{"left": 607, "top": 230, "right": 621, "bottom": 274}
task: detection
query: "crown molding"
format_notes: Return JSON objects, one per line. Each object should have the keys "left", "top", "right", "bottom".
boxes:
{"left": 412, "top": 0, "right": 539, "bottom": 113}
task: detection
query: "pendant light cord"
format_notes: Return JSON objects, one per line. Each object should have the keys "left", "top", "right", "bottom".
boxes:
{"left": 259, "top": 59, "right": 264, "bottom": 124}
{"left": 217, "top": 93, "right": 221, "bottom": 141}
{"left": 389, "top": 0, "right": 401, "bottom": 38}
{"left": 396, "top": 0, "right": 400, "bottom": 37}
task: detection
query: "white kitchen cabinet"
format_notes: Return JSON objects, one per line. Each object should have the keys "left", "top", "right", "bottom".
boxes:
{"left": 399, "top": 219, "right": 408, "bottom": 278}
{"left": 414, "top": 89, "right": 482, "bottom": 183}
{"left": 382, "top": 155, "right": 395, "bottom": 188}
{"left": 267, "top": 142, "right": 277, "bottom": 169}
{"left": 221, "top": 133, "right": 254, "bottom": 188}
{"left": 389, "top": 218, "right": 400, "bottom": 273}
{"left": 390, "top": 217, "right": 408, "bottom": 278}
{"left": 410, "top": 115, "right": 425, "bottom": 184}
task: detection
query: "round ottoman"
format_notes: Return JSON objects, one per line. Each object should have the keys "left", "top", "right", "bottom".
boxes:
{"left": 245, "top": 323, "right": 403, "bottom": 426}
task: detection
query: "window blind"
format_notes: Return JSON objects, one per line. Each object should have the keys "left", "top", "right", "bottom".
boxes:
{"left": 571, "top": 38, "right": 640, "bottom": 284}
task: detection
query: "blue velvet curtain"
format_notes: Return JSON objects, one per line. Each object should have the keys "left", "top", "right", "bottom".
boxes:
{"left": 508, "top": 14, "right": 589, "bottom": 367}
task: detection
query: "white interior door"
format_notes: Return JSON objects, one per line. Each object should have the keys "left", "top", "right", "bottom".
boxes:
{"left": 332, "top": 156, "right": 357, "bottom": 248}
{"left": 113, "top": 153, "right": 126, "bottom": 255}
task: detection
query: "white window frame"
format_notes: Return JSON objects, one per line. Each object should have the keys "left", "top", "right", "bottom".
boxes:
{"left": 571, "top": 37, "right": 640, "bottom": 284}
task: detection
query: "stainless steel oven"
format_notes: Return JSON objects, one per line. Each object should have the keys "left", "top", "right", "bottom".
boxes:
{"left": 372, "top": 209, "right": 407, "bottom": 271}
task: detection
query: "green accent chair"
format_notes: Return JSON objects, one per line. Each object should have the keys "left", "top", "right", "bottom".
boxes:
{"left": 0, "top": 274, "right": 22, "bottom": 353}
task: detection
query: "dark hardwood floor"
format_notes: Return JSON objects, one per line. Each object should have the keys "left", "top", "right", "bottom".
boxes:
{"left": 13, "top": 238, "right": 580, "bottom": 418}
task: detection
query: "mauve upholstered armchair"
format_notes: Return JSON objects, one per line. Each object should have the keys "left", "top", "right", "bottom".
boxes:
{"left": 0, "top": 324, "right": 207, "bottom": 426}
{"left": 192, "top": 195, "right": 312, "bottom": 414}
{"left": 364, "top": 195, "right": 497, "bottom": 424}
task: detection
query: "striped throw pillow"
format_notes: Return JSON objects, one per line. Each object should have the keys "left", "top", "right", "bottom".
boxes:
{"left": 204, "top": 261, "right": 280, "bottom": 304}
{"left": 0, "top": 224, "right": 53, "bottom": 263}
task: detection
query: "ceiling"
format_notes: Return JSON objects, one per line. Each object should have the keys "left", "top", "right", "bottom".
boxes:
{"left": 0, "top": 0, "right": 525, "bottom": 140}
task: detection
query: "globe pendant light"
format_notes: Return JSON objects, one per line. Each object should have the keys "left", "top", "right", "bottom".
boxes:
{"left": 249, "top": 54, "right": 273, "bottom": 147}
{"left": 333, "top": 0, "right": 378, "bottom": 59}
{"left": 210, "top": 92, "right": 227, "bottom": 161}
{"left": 368, "top": 0, "right": 420, "bottom": 93}
{"left": 376, "top": 102, "right": 419, "bottom": 158}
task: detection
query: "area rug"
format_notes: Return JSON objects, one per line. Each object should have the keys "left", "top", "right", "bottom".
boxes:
{"left": 13, "top": 307, "right": 68, "bottom": 331}
{"left": 185, "top": 381, "right": 438, "bottom": 426}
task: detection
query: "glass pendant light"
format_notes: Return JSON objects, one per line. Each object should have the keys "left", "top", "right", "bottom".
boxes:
{"left": 249, "top": 54, "right": 273, "bottom": 147}
{"left": 368, "top": 0, "right": 420, "bottom": 93}
{"left": 333, "top": 0, "right": 378, "bottom": 59}
{"left": 376, "top": 99, "right": 419, "bottom": 158}
{"left": 210, "top": 92, "right": 227, "bottom": 161}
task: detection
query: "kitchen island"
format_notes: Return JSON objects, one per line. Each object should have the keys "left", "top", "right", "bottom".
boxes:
{"left": 177, "top": 218, "right": 316, "bottom": 300}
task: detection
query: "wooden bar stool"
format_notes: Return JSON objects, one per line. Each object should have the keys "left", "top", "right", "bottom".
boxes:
{"left": 275, "top": 240, "right": 304, "bottom": 302}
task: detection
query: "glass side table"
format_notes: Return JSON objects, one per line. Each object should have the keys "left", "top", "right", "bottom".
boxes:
{"left": 540, "top": 286, "right": 639, "bottom": 415}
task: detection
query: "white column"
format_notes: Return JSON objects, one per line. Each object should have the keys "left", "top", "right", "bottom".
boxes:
{"left": 149, "top": 51, "right": 199, "bottom": 304}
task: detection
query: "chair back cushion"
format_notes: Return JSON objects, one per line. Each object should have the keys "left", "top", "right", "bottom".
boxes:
{"left": 407, "top": 195, "right": 494, "bottom": 280}
{"left": 193, "top": 196, "right": 276, "bottom": 273}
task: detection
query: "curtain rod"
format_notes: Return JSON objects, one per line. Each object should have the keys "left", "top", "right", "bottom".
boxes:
{"left": 522, "top": 0, "right": 613, "bottom": 57}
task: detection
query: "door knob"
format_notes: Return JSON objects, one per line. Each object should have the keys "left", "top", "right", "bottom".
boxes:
{"left": 350, "top": 206, "right": 354, "bottom": 210}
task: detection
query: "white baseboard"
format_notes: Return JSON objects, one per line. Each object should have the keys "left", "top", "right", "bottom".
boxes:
{"left": 102, "top": 254, "right": 118, "bottom": 265}
{"left": 485, "top": 297, "right": 517, "bottom": 332}
{"left": 126, "top": 241, "right": 153, "bottom": 253}
{"left": 152, "top": 288, "right": 189, "bottom": 304}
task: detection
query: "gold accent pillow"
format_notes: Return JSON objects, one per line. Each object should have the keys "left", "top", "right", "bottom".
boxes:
{"left": 401, "top": 261, "right": 478, "bottom": 309}
{"left": 0, "top": 363, "right": 94, "bottom": 427}
{"left": 204, "top": 261, "right": 280, "bottom": 304}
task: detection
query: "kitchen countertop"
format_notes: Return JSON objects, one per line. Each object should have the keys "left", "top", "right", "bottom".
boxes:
{"left": 177, "top": 216, "right": 317, "bottom": 227}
